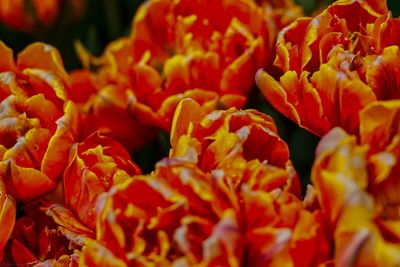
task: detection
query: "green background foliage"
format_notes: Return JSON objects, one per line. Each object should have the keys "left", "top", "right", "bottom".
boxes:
{"left": 1, "top": 0, "right": 399, "bottom": 192}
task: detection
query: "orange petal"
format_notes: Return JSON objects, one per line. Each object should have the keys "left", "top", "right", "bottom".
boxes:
{"left": 256, "top": 69, "right": 330, "bottom": 136}
{"left": 310, "top": 64, "right": 376, "bottom": 134}
{"left": 63, "top": 132, "right": 139, "bottom": 228}
{"left": 365, "top": 46, "right": 400, "bottom": 100}
{"left": 45, "top": 204, "right": 95, "bottom": 237}
{"left": 170, "top": 98, "right": 205, "bottom": 148}
{"left": 3, "top": 127, "right": 52, "bottom": 169}
{"left": 24, "top": 94, "right": 62, "bottom": 131}
{"left": 82, "top": 241, "right": 127, "bottom": 267}
{"left": 17, "top": 43, "right": 70, "bottom": 85}
{"left": 0, "top": 41, "right": 16, "bottom": 72}
{"left": 42, "top": 101, "right": 80, "bottom": 181}
{"left": 274, "top": 17, "right": 312, "bottom": 73}
{"left": 1, "top": 160, "right": 56, "bottom": 203}
{"left": 0, "top": 192, "right": 16, "bottom": 261}
{"left": 23, "top": 68, "right": 68, "bottom": 104}
{"left": 359, "top": 100, "right": 400, "bottom": 154}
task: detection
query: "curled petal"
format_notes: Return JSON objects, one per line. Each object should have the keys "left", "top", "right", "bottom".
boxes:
{"left": 256, "top": 69, "right": 330, "bottom": 136}
{"left": 46, "top": 204, "right": 95, "bottom": 239}
{"left": 365, "top": 46, "right": 400, "bottom": 100}
{"left": 310, "top": 64, "right": 376, "bottom": 135}
{"left": 313, "top": 125, "right": 400, "bottom": 266}
{"left": 360, "top": 100, "right": 400, "bottom": 154}
{"left": 17, "top": 43, "right": 70, "bottom": 85}
{"left": 0, "top": 96, "right": 80, "bottom": 203}
{"left": 42, "top": 101, "right": 81, "bottom": 181}
{"left": 81, "top": 241, "right": 127, "bottom": 267}
{"left": 170, "top": 98, "right": 205, "bottom": 148}
{"left": 359, "top": 100, "right": 400, "bottom": 215}
{"left": 63, "top": 132, "right": 140, "bottom": 228}
{"left": 0, "top": 160, "right": 56, "bottom": 203}
{"left": 0, "top": 41, "right": 16, "bottom": 72}
{"left": 0, "top": 192, "right": 16, "bottom": 261}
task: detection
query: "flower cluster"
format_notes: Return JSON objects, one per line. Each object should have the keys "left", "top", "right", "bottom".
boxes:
{"left": 71, "top": 0, "right": 303, "bottom": 150}
{"left": 0, "top": 42, "right": 140, "bottom": 265}
{"left": 81, "top": 100, "right": 330, "bottom": 266}
{"left": 256, "top": 0, "right": 400, "bottom": 265}
{"left": 1, "top": 0, "right": 400, "bottom": 266}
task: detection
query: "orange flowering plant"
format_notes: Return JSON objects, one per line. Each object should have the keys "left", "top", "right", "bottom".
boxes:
{"left": 1, "top": 0, "right": 400, "bottom": 266}
{"left": 71, "top": 0, "right": 303, "bottom": 150}
{"left": 312, "top": 100, "right": 400, "bottom": 266}
{"left": 80, "top": 99, "right": 330, "bottom": 266}
{"left": 170, "top": 98, "right": 301, "bottom": 195}
{"left": 0, "top": 42, "right": 81, "bottom": 203}
{"left": 81, "top": 161, "right": 331, "bottom": 266}
{"left": 256, "top": 0, "right": 400, "bottom": 136}
{"left": 1, "top": 202, "right": 84, "bottom": 266}
{"left": 0, "top": 41, "right": 143, "bottom": 265}
{"left": 63, "top": 131, "right": 141, "bottom": 229}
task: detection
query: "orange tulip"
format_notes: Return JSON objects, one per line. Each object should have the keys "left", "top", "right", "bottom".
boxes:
{"left": 71, "top": 41, "right": 161, "bottom": 151}
{"left": 73, "top": 0, "right": 274, "bottom": 151}
{"left": 359, "top": 101, "right": 400, "bottom": 218}
{"left": 312, "top": 100, "right": 400, "bottom": 266}
{"left": 63, "top": 132, "right": 141, "bottom": 229}
{"left": 0, "top": 41, "right": 70, "bottom": 101}
{"left": 8, "top": 134, "right": 142, "bottom": 263}
{"left": 79, "top": 99, "right": 330, "bottom": 266}
{"left": 170, "top": 98, "right": 301, "bottom": 195}
{"left": 256, "top": 0, "right": 400, "bottom": 136}
{"left": 0, "top": 94, "right": 80, "bottom": 203}
{"left": 131, "top": 0, "right": 269, "bottom": 90}
{"left": 132, "top": 0, "right": 268, "bottom": 115}
{"left": 81, "top": 158, "right": 330, "bottom": 266}
{"left": 0, "top": 42, "right": 81, "bottom": 202}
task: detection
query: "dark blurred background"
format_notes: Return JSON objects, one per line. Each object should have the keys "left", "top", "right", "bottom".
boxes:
{"left": 1, "top": 0, "right": 399, "bottom": 191}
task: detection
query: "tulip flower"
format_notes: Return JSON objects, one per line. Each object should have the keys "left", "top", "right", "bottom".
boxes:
{"left": 63, "top": 132, "right": 141, "bottom": 229}
{"left": 170, "top": 98, "right": 301, "bottom": 195}
{"left": 256, "top": 0, "right": 400, "bottom": 136}
{"left": 81, "top": 159, "right": 330, "bottom": 266}
{"left": 312, "top": 100, "right": 400, "bottom": 266}
{"left": 73, "top": 0, "right": 276, "bottom": 151}
{"left": 0, "top": 42, "right": 81, "bottom": 202}
{"left": 79, "top": 99, "right": 330, "bottom": 266}
{"left": 0, "top": 202, "right": 93, "bottom": 266}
